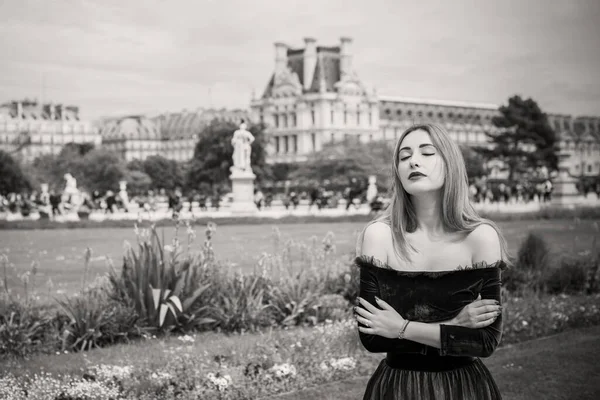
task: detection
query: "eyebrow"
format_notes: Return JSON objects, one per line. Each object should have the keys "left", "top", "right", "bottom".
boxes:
{"left": 399, "top": 143, "right": 435, "bottom": 152}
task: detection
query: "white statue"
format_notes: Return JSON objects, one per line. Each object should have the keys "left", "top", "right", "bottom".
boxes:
{"left": 118, "top": 180, "right": 129, "bottom": 211}
{"left": 64, "top": 173, "right": 78, "bottom": 195}
{"left": 366, "top": 175, "right": 378, "bottom": 203}
{"left": 231, "top": 121, "right": 255, "bottom": 171}
{"left": 62, "top": 173, "right": 82, "bottom": 212}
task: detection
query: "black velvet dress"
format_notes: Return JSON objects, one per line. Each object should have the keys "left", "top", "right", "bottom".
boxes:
{"left": 355, "top": 255, "right": 507, "bottom": 400}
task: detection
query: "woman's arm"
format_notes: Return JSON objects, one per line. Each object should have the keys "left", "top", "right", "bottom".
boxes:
{"left": 403, "top": 224, "right": 505, "bottom": 357}
{"left": 357, "top": 223, "right": 428, "bottom": 354}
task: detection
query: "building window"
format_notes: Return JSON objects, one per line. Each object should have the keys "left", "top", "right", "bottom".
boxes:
{"left": 283, "top": 114, "right": 288, "bottom": 128}
{"left": 275, "top": 136, "right": 280, "bottom": 153}
{"left": 407, "top": 110, "right": 412, "bottom": 116}
{"left": 369, "top": 111, "right": 372, "bottom": 126}
{"left": 274, "top": 114, "right": 279, "bottom": 128}
{"left": 357, "top": 110, "right": 361, "bottom": 126}
{"left": 331, "top": 132, "right": 335, "bottom": 143}
{"left": 284, "top": 136, "right": 289, "bottom": 153}
{"left": 292, "top": 113, "right": 297, "bottom": 127}
{"left": 369, "top": 134, "right": 373, "bottom": 142}
{"left": 311, "top": 108, "right": 315, "bottom": 126}
{"left": 293, "top": 135, "right": 298, "bottom": 153}
{"left": 588, "top": 164, "right": 592, "bottom": 173}
{"left": 344, "top": 107, "right": 348, "bottom": 124}
{"left": 331, "top": 109, "right": 334, "bottom": 124}
{"left": 312, "top": 133, "right": 316, "bottom": 151}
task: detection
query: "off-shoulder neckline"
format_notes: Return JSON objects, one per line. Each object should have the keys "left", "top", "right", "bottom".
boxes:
{"left": 354, "top": 254, "right": 507, "bottom": 277}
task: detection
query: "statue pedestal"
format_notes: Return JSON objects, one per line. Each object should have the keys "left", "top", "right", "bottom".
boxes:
{"left": 551, "top": 173, "right": 580, "bottom": 207}
{"left": 551, "top": 151, "right": 581, "bottom": 207}
{"left": 229, "top": 168, "right": 258, "bottom": 213}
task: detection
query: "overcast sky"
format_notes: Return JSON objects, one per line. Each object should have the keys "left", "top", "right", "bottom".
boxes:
{"left": 1, "top": 0, "right": 599, "bottom": 120}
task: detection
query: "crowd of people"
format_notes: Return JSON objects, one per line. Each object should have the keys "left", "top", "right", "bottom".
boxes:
{"left": 1, "top": 175, "right": 599, "bottom": 219}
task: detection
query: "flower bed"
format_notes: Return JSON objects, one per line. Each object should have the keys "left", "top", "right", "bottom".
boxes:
{"left": 1, "top": 219, "right": 600, "bottom": 399}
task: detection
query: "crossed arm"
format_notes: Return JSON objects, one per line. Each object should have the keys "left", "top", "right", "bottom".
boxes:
{"left": 356, "top": 223, "right": 504, "bottom": 358}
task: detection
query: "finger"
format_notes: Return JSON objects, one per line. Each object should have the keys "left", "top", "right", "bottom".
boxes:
{"left": 358, "top": 297, "right": 380, "bottom": 314}
{"left": 354, "top": 306, "right": 374, "bottom": 318}
{"left": 355, "top": 315, "right": 371, "bottom": 326}
{"left": 473, "top": 300, "right": 500, "bottom": 308}
{"left": 358, "top": 326, "right": 377, "bottom": 334}
{"left": 474, "top": 316, "right": 497, "bottom": 328}
{"left": 477, "top": 311, "right": 500, "bottom": 321}
{"left": 477, "top": 294, "right": 481, "bottom": 300}
{"left": 374, "top": 297, "right": 392, "bottom": 310}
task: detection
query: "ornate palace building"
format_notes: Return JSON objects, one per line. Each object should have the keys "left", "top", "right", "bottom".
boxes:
{"left": 99, "top": 108, "right": 249, "bottom": 162}
{"left": 0, "top": 100, "right": 100, "bottom": 163}
{"left": 250, "top": 37, "right": 600, "bottom": 178}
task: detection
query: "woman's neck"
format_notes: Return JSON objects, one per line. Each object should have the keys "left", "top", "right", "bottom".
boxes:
{"left": 411, "top": 192, "right": 444, "bottom": 236}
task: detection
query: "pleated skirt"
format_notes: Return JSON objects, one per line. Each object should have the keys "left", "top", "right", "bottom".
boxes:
{"left": 362, "top": 354, "right": 502, "bottom": 400}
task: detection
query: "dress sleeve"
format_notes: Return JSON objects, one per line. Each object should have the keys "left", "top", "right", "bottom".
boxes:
{"left": 358, "top": 264, "right": 427, "bottom": 354}
{"left": 438, "top": 268, "right": 503, "bottom": 358}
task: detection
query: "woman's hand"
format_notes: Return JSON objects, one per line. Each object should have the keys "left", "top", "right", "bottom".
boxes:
{"left": 449, "top": 294, "right": 502, "bottom": 328}
{"left": 354, "top": 296, "right": 405, "bottom": 339}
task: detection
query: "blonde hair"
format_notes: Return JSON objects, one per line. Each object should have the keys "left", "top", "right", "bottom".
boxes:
{"left": 356, "top": 123, "right": 511, "bottom": 265}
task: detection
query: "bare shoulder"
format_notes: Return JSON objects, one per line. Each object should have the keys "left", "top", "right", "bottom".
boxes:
{"left": 361, "top": 222, "right": 392, "bottom": 261}
{"left": 364, "top": 221, "right": 392, "bottom": 239}
{"left": 466, "top": 223, "right": 502, "bottom": 264}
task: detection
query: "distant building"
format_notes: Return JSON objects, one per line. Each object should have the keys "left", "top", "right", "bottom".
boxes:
{"left": 548, "top": 114, "right": 600, "bottom": 178}
{"left": 0, "top": 99, "right": 100, "bottom": 163}
{"left": 98, "top": 108, "right": 249, "bottom": 162}
{"left": 250, "top": 37, "right": 379, "bottom": 163}
{"left": 250, "top": 37, "right": 600, "bottom": 180}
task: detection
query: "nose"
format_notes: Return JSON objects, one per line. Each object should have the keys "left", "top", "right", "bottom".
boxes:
{"left": 409, "top": 157, "right": 420, "bottom": 168}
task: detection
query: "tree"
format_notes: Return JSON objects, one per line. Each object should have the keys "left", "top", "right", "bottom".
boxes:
{"left": 124, "top": 169, "right": 153, "bottom": 195}
{"left": 289, "top": 139, "right": 393, "bottom": 191}
{"left": 460, "top": 145, "right": 487, "bottom": 181}
{"left": 142, "top": 155, "right": 184, "bottom": 191}
{"left": 0, "top": 150, "right": 32, "bottom": 194}
{"left": 62, "top": 142, "right": 95, "bottom": 157}
{"left": 78, "top": 149, "right": 127, "bottom": 193}
{"left": 186, "top": 119, "right": 272, "bottom": 189}
{"left": 475, "top": 95, "right": 558, "bottom": 182}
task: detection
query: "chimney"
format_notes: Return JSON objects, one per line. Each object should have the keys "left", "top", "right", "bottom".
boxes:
{"left": 274, "top": 42, "right": 288, "bottom": 75}
{"left": 303, "top": 37, "right": 317, "bottom": 90}
{"left": 340, "top": 36, "right": 353, "bottom": 77}
{"left": 50, "top": 103, "right": 56, "bottom": 120}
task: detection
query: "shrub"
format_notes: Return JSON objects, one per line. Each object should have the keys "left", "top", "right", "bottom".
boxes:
{"left": 0, "top": 296, "right": 50, "bottom": 358}
{"left": 543, "top": 249, "right": 600, "bottom": 295}
{"left": 107, "top": 221, "right": 214, "bottom": 332}
{"left": 504, "top": 232, "right": 550, "bottom": 293}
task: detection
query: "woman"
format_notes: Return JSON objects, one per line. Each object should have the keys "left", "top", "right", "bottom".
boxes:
{"left": 354, "top": 123, "right": 510, "bottom": 399}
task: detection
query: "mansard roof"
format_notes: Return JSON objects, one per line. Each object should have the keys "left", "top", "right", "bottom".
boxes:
{"left": 262, "top": 45, "right": 343, "bottom": 97}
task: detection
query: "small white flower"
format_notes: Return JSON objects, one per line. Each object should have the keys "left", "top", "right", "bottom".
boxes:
{"left": 522, "top": 320, "right": 529, "bottom": 327}
{"left": 164, "top": 245, "right": 174, "bottom": 253}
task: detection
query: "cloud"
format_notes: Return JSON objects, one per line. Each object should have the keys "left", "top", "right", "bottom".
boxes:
{"left": 0, "top": 0, "right": 598, "bottom": 119}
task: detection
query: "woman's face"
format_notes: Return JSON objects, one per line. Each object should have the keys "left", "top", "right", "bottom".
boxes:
{"left": 397, "top": 129, "right": 445, "bottom": 195}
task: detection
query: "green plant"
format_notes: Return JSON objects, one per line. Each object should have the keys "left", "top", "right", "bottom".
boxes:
{"left": 108, "top": 222, "right": 214, "bottom": 332}
{"left": 208, "top": 273, "right": 271, "bottom": 332}
{"left": 55, "top": 289, "right": 112, "bottom": 352}
{"left": 0, "top": 298, "right": 49, "bottom": 358}
{"left": 504, "top": 232, "right": 550, "bottom": 293}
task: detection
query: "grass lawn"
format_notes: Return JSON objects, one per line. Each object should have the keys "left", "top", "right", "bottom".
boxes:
{"left": 1, "top": 218, "right": 598, "bottom": 300}
{"left": 265, "top": 325, "right": 600, "bottom": 400}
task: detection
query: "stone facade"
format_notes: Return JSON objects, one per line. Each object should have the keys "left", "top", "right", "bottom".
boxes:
{"left": 98, "top": 108, "right": 249, "bottom": 162}
{"left": 251, "top": 37, "right": 600, "bottom": 180}
{"left": 250, "top": 37, "right": 379, "bottom": 163}
{"left": 0, "top": 100, "right": 100, "bottom": 163}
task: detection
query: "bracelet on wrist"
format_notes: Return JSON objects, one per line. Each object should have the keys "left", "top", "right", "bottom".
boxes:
{"left": 398, "top": 320, "right": 410, "bottom": 339}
